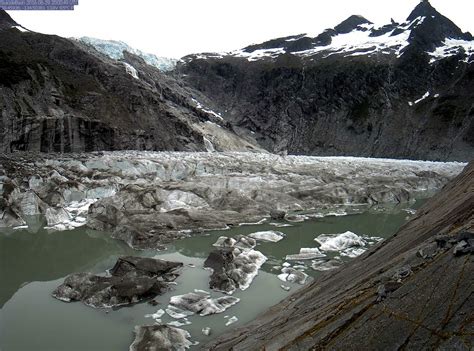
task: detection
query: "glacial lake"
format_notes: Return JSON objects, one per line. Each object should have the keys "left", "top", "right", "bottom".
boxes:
{"left": 0, "top": 202, "right": 424, "bottom": 351}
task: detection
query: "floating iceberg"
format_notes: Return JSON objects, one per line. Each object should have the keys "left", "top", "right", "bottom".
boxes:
{"left": 315, "top": 231, "right": 366, "bottom": 252}
{"left": 286, "top": 247, "right": 326, "bottom": 261}
{"left": 169, "top": 292, "right": 240, "bottom": 316}
{"left": 225, "top": 316, "right": 238, "bottom": 326}
{"left": 248, "top": 230, "right": 285, "bottom": 242}
{"left": 205, "top": 236, "right": 267, "bottom": 294}
{"left": 278, "top": 267, "right": 308, "bottom": 285}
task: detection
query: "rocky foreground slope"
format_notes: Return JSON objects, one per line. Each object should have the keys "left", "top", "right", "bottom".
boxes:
{"left": 206, "top": 161, "right": 474, "bottom": 350}
{"left": 179, "top": 1, "right": 474, "bottom": 161}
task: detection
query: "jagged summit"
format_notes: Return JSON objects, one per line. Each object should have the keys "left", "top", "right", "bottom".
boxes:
{"left": 406, "top": 1, "right": 472, "bottom": 51}
{"left": 0, "top": 9, "right": 18, "bottom": 30}
{"left": 0, "top": 9, "right": 30, "bottom": 32}
{"left": 334, "top": 15, "right": 372, "bottom": 34}
{"left": 184, "top": 1, "right": 474, "bottom": 65}
{"left": 407, "top": 0, "right": 438, "bottom": 21}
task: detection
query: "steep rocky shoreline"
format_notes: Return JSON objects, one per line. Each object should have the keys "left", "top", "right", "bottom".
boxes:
{"left": 205, "top": 162, "right": 474, "bottom": 350}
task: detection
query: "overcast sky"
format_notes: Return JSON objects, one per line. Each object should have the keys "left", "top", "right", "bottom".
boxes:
{"left": 8, "top": 0, "right": 474, "bottom": 58}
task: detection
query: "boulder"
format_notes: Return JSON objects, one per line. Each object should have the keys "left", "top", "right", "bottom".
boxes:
{"left": 270, "top": 209, "right": 286, "bottom": 220}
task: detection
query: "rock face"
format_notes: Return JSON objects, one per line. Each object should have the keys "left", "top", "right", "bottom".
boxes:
{"left": 178, "top": 1, "right": 474, "bottom": 161}
{"left": 205, "top": 162, "right": 474, "bottom": 350}
{"left": 52, "top": 256, "right": 182, "bottom": 308}
{"left": 0, "top": 10, "right": 260, "bottom": 154}
{"left": 0, "top": 152, "right": 465, "bottom": 248}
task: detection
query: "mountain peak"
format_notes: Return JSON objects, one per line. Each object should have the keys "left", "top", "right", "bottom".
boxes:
{"left": 407, "top": 0, "right": 438, "bottom": 21}
{"left": 334, "top": 15, "right": 372, "bottom": 34}
{"left": 0, "top": 9, "right": 18, "bottom": 29}
{"left": 404, "top": 0, "right": 471, "bottom": 51}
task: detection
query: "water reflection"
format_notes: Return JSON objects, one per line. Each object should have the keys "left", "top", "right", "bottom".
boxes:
{"left": 0, "top": 225, "right": 135, "bottom": 307}
{"left": 0, "top": 200, "right": 424, "bottom": 351}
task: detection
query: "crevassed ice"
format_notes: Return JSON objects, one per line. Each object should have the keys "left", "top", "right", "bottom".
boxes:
{"left": 78, "top": 37, "right": 178, "bottom": 71}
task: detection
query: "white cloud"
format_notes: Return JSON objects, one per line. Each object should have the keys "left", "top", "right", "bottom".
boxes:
{"left": 8, "top": 0, "right": 474, "bottom": 58}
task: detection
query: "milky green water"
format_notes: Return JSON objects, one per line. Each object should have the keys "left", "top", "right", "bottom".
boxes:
{"left": 0, "top": 203, "right": 423, "bottom": 351}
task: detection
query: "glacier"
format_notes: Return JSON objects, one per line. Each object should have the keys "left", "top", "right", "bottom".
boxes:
{"left": 78, "top": 36, "right": 177, "bottom": 71}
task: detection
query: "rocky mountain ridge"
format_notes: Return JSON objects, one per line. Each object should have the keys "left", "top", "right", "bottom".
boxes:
{"left": 178, "top": 0, "right": 474, "bottom": 161}
{"left": 0, "top": 10, "right": 260, "bottom": 154}
{"left": 1, "top": 2, "right": 473, "bottom": 160}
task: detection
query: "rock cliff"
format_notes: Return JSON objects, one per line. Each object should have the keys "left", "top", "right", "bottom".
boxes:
{"left": 0, "top": 10, "right": 259, "bottom": 153}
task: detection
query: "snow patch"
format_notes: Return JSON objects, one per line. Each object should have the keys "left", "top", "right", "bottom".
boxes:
{"left": 231, "top": 48, "right": 285, "bottom": 61}
{"left": 123, "top": 62, "right": 139, "bottom": 79}
{"left": 13, "top": 26, "right": 29, "bottom": 33}
{"left": 429, "top": 38, "right": 474, "bottom": 64}
{"left": 414, "top": 91, "right": 430, "bottom": 104}
{"left": 192, "top": 98, "right": 224, "bottom": 121}
{"left": 294, "top": 18, "right": 421, "bottom": 59}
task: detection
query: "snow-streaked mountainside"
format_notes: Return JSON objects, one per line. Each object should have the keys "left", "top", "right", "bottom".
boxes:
{"left": 0, "top": 2, "right": 473, "bottom": 161}
{"left": 178, "top": 0, "right": 474, "bottom": 162}
{"left": 78, "top": 36, "right": 177, "bottom": 71}
{"left": 183, "top": 1, "right": 474, "bottom": 64}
